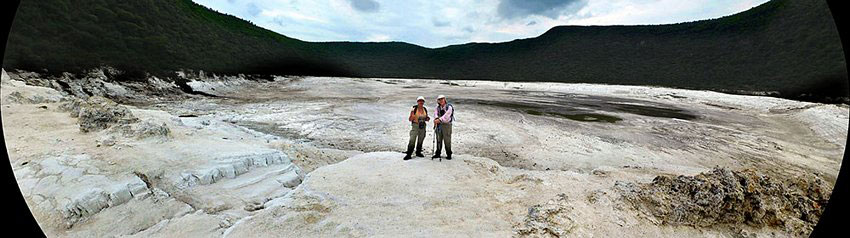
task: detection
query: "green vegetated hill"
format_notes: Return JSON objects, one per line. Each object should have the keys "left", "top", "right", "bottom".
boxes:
{"left": 2, "top": 0, "right": 847, "bottom": 103}
{"left": 1, "top": 0, "right": 346, "bottom": 77}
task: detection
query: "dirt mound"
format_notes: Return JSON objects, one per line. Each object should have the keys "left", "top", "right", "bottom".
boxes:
{"left": 615, "top": 168, "right": 832, "bottom": 236}
{"left": 60, "top": 96, "right": 139, "bottom": 132}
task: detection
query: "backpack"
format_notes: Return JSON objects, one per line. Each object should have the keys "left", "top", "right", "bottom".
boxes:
{"left": 412, "top": 105, "right": 428, "bottom": 116}
{"left": 437, "top": 103, "right": 455, "bottom": 122}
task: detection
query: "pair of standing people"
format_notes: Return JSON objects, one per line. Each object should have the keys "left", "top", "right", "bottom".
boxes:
{"left": 404, "top": 95, "right": 453, "bottom": 161}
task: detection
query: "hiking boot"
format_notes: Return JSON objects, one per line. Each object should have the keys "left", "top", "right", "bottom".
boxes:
{"left": 403, "top": 154, "right": 413, "bottom": 160}
{"left": 415, "top": 152, "right": 425, "bottom": 157}
{"left": 445, "top": 154, "right": 452, "bottom": 160}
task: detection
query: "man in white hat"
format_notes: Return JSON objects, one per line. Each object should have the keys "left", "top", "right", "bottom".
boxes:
{"left": 404, "top": 96, "right": 430, "bottom": 160}
{"left": 432, "top": 94, "right": 454, "bottom": 160}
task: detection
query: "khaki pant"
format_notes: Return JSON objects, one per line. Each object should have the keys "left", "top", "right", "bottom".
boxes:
{"left": 435, "top": 123, "right": 452, "bottom": 156}
{"left": 406, "top": 122, "right": 426, "bottom": 154}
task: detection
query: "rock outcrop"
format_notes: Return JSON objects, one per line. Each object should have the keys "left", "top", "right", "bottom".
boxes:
{"left": 615, "top": 168, "right": 832, "bottom": 236}
{"left": 60, "top": 96, "right": 139, "bottom": 133}
{"left": 172, "top": 151, "right": 303, "bottom": 190}
{"left": 61, "top": 179, "right": 152, "bottom": 228}
{"left": 1, "top": 69, "right": 65, "bottom": 104}
{"left": 4, "top": 91, "right": 62, "bottom": 104}
{"left": 4, "top": 68, "right": 189, "bottom": 104}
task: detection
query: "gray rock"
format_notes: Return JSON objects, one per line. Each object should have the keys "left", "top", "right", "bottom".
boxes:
{"left": 198, "top": 168, "right": 221, "bottom": 185}
{"left": 101, "top": 137, "right": 117, "bottom": 147}
{"left": 10, "top": 70, "right": 52, "bottom": 88}
{"left": 244, "top": 202, "right": 264, "bottom": 212}
{"left": 124, "top": 121, "right": 171, "bottom": 139}
{"left": 59, "top": 98, "right": 86, "bottom": 117}
{"left": 127, "top": 181, "right": 149, "bottom": 197}
{"left": 173, "top": 151, "right": 303, "bottom": 190}
{"left": 178, "top": 172, "right": 201, "bottom": 189}
{"left": 5, "top": 91, "right": 28, "bottom": 104}
{"left": 514, "top": 193, "right": 576, "bottom": 237}
{"left": 233, "top": 160, "right": 250, "bottom": 176}
{"left": 62, "top": 189, "right": 108, "bottom": 225}
{"left": 107, "top": 187, "right": 133, "bottom": 207}
{"left": 277, "top": 168, "right": 302, "bottom": 188}
{"left": 4, "top": 91, "right": 61, "bottom": 104}
{"left": 218, "top": 165, "right": 237, "bottom": 179}
{"left": 58, "top": 178, "right": 155, "bottom": 228}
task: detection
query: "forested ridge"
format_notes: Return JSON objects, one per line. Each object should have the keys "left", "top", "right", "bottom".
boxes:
{"left": 3, "top": 0, "right": 847, "bottom": 103}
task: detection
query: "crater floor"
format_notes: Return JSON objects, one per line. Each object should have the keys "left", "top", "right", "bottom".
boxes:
{"left": 3, "top": 70, "right": 846, "bottom": 237}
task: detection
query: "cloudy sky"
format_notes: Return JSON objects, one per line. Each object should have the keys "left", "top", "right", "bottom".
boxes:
{"left": 194, "top": 0, "right": 769, "bottom": 48}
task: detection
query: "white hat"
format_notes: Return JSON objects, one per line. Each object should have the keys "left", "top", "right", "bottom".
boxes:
{"left": 436, "top": 95, "right": 446, "bottom": 100}
{"left": 417, "top": 96, "right": 425, "bottom": 101}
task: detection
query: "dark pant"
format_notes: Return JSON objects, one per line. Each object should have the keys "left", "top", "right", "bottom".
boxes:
{"left": 435, "top": 123, "right": 452, "bottom": 156}
{"left": 406, "top": 122, "right": 426, "bottom": 154}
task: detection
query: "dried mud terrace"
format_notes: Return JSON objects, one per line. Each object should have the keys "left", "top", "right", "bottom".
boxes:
{"left": 2, "top": 68, "right": 847, "bottom": 237}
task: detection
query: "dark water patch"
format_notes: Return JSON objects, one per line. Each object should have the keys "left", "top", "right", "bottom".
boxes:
{"left": 457, "top": 98, "right": 622, "bottom": 123}
{"left": 501, "top": 90, "right": 699, "bottom": 120}
{"left": 455, "top": 90, "right": 699, "bottom": 122}
{"left": 606, "top": 102, "right": 698, "bottom": 120}
{"left": 666, "top": 94, "right": 688, "bottom": 99}
{"left": 235, "top": 121, "right": 311, "bottom": 143}
{"left": 526, "top": 109, "right": 622, "bottom": 123}
{"left": 472, "top": 100, "right": 542, "bottom": 111}
{"left": 702, "top": 102, "right": 740, "bottom": 110}
{"left": 550, "top": 112, "right": 623, "bottom": 123}
{"left": 504, "top": 90, "right": 577, "bottom": 99}
{"left": 526, "top": 110, "right": 544, "bottom": 116}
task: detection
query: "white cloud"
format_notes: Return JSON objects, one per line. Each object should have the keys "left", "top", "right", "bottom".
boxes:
{"left": 366, "top": 34, "right": 392, "bottom": 42}
{"left": 260, "top": 9, "right": 329, "bottom": 24}
{"left": 192, "top": 0, "right": 770, "bottom": 48}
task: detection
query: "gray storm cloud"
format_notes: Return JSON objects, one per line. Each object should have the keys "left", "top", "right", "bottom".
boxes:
{"left": 432, "top": 18, "right": 451, "bottom": 27}
{"left": 349, "top": 0, "right": 380, "bottom": 12}
{"left": 497, "top": 0, "right": 586, "bottom": 19}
